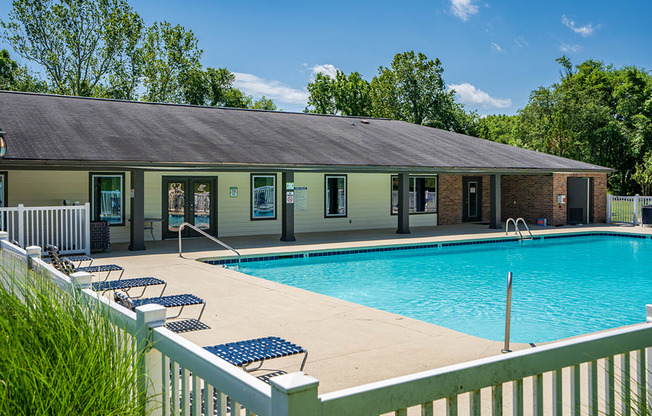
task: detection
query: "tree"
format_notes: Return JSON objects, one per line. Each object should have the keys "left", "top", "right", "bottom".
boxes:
{"left": 140, "top": 21, "right": 203, "bottom": 104}
{"left": 332, "top": 71, "right": 371, "bottom": 116}
{"left": 305, "top": 72, "right": 335, "bottom": 114}
{"left": 1, "top": 0, "right": 143, "bottom": 96}
{"left": 251, "top": 96, "right": 277, "bottom": 111}
{"left": 370, "top": 51, "right": 455, "bottom": 127}
{"left": 632, "top": 152, "right": 652, "bottom": 195}
{"left": 0, "top": 48, "right": 47, "bottom": 92}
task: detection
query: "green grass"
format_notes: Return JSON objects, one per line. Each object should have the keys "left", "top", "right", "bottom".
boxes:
{"left": 0, "top": 262, "right": 149, "bottom": 415}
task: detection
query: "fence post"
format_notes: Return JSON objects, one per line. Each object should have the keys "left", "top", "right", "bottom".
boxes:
{"left": 270, "top": 372, "right": 320, "bottom": 416}
{"left": 25, "top": 245, "right": 41, "bottom": 270}
{"left": 69, "top": 271, "right": 93, "bottom": 289}
{"left": 633, "top": 194, "right": 640, "bottom": 226}
{"left": 17, "top": 203, "right": 25, "bottom": 248}
{"left": 84, "top": 202, "right": 91, "bottom": 256}
{"left": 135, "top": 304, "right": 166, "bottom": 416}
{"left": 606, "top": 194, "right": 612, "bottom": 224}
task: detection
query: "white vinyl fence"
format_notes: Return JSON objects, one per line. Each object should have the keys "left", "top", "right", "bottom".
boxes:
{"left": 1, "top": 235, "right": 651, "bottom": 416}
{"left": 0, "top": 203, "right": 90, "bottom": 254}
{"left": 607, "top": 194, "right": 652, "bottom": 225}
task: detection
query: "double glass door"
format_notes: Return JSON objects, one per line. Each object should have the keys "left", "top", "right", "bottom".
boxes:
{"left": 163, "top": 177, "right": 216, "bottom": 239}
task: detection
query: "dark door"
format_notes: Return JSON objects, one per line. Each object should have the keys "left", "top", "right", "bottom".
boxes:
{"left": 163, "top": 177, "right": 217, "bottom": 239}
{"left": 462, "top": 177, "right": 482, "bottom": 222}
{"left": 567, "top": 177, "right": 590, "bottom": 224}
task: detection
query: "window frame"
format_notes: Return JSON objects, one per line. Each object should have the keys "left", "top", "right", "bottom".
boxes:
{"left": 0, "top": 171, "right": 7, "bottom": 207}
{"left": 250, "top": 173, "right": 277, "bottom": 221}
{"left": 324, "top": 174, "right": 348, "bottom": 218}
{"left": 89, "top": 172, "right": 125, "bottom": 226}
{"left": 390, "top": 175, "right": 438, "bottom": 215}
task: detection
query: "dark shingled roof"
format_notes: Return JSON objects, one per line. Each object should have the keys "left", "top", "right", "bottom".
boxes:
{"left": 0, "top": 91, "right": 610, "bottom": 172}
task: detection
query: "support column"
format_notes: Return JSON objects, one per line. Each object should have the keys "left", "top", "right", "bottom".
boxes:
{"left": 281, "top": 171, "right": 295, "bottom": 242}
{"left": 129, "top": 169, "right": 146, "bottom": 251}
{"left": 490, "top": 174, "right": 502, "bottom": 229}
{"left": 396, "top": 172, "right": 410, "bottom": 234}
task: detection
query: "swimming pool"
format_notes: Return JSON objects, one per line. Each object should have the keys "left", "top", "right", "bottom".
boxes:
{"left": 218, "top": 233, "right": 652, "bottom": 343}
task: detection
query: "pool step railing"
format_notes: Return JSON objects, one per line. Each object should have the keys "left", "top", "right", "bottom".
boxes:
{"left": 505, "top": 217, "right": 533, "bottom": 240}
{"left": 178, "top": 222, "right": 241, "bottom": 269}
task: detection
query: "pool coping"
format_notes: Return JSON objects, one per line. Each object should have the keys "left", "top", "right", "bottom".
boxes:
{"left": 200, "top": 230, "right": 652, "bottom": 266}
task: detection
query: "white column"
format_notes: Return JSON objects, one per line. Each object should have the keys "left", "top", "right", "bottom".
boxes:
{"left": 84, "top": 202, "right": 91, "bottom": 255}
{"left": 633, "top": 194, "right": 640, "bottom": 225}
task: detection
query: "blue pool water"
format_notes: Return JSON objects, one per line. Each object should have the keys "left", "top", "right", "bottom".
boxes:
{"left": 231, "top": 235, "right": 652, "bottom": 343}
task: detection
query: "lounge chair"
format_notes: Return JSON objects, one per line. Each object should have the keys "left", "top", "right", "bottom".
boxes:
{"left": 43, "top": 254, "right": 94, "bottom": 267}
{"left": 204, "top": 336, "right": 307, "bottom": 372}
{"left": 46, "top": 244, "right": 165, "bottom": 298}
{"left": 114, "top": 292, "right": 206, "bottom": 322}
{"left": 46, "top": 244, "right": 123, "bottom": 280}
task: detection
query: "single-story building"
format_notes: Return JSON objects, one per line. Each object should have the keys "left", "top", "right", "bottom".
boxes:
{"left": 0, "top": 91, "right": 611, "bottom": 250}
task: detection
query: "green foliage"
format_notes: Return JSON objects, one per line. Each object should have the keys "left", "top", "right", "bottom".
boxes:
{"left": 632, "top": 151, "right": 652, "bottom": 195}
{"left": 141, "top": 21, "right": 202, "bottom": 104}
{"left": 0, "top": 48, "right": 47, "bottom": 92}
{"left": 251, "top": 95, "right": 277, "bottom": 111}
{"left": 1, "top": 0, "right": 143, "bottom": 96}
{"left": 306, "top": 72, "right": 336, "bottom": 114}
{"left": 0, "top": 265, "right": 147, "bottom": 415}
{"left": 476, "top": 58, "right": 652, "bottom": 194}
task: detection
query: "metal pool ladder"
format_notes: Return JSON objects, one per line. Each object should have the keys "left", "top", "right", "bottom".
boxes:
{"left": 178, "top": 222, "right": 241, "bottom": 269}
{"left": 505, "top": 217, "right": 533, "bottom": 240}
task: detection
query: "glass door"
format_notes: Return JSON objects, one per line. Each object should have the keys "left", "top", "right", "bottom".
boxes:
{"left": 163, "top": 177, "right": 216, "bottom": 239}
{"left": 462, "top": 177, "right": 482, "bottom": 222}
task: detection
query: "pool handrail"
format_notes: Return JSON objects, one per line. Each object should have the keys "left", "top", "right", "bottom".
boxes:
{"left": 178, "top": 222, "right": 241, "bottom": 269}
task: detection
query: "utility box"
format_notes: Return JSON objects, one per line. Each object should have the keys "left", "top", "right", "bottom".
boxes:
{"left": 641, "top": 206, "right": 652, "bottom": 227}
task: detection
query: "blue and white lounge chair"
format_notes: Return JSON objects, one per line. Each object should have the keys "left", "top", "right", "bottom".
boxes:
{"left": 92, "top": 277, "right": 166, "bottom": 298}
{"left": 114, "top": 292, "right": 206, "bottom": 322}
{"left": 204, "top": 336, "right": 307, "bottom": 372}
{"left": 46, "top": 244, "right": 124, "bottom": 280}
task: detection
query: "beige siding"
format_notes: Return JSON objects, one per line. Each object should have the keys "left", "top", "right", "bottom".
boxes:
{"left": 7, "top": 170, "right": 438, "bottom": 243}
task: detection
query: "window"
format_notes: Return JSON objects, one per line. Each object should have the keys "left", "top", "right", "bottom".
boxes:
{"left": 325, "top": 175, "right": 347, "bottom": 217}
{"left": 391, "top": 175, "right": 437, "bottom": 214}
{"left": 0, "top": 172, "right": 6, "bottom": 207}
{"left": 251, "top": 174, "right": 276, "bottom": 220}
{"left": 90, "top": 173, "right": 124, "bottom": 225}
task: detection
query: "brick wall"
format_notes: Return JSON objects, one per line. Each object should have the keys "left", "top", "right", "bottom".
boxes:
{"left": 438, "top": 175, "right": 462, "bottom": 225}
{"left": 438, "top": 173, "right": 608, "bottom": 226}
{"left": 501, "top": 175, "right": 554, "bottom": 224}
{"left": 552, "top": 173, "right": 607, "bottom": 224}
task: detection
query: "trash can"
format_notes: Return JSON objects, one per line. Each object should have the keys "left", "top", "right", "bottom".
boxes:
{"left": 90, "top": 220, "right": 110, "bottom": 252}
{"left": 641, "top": 206, "right": 652, "bottom": 227}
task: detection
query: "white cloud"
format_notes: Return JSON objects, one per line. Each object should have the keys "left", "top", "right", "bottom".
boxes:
{"left": 513, "top": 36, "right": 528, "bottom": 48}
{"left": 491, "top": 42, "right": 502, "bottom": 53}
{"left": 233, "top": 72, "right": 309, "bottom": 105}
{"left": 450, "top": 0, "right": 479, "bottom": 21}
{"left": 559, "top": 42, "right": 582, "bottom": 53}
{"left": 561, "top": 15, "right": 598, "bottom": 37}
{"left": 449, "top": 83, "right": 512, "bottom": 109}
{"left": 309, "top": 64, "right": 338, "bottom": 79}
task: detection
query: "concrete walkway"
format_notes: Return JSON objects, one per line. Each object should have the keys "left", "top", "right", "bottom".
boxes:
{"left": 94, "top": 223, "right": 649, "bottom": 394}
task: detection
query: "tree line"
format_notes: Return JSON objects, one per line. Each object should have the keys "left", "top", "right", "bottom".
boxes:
{"left": 0, "top": 0, "right": 276, "bottom": 110}
{"left": 2, "top": 1, "right": 652, "bottom": 194}
{"left": 305, "top": 54, "right": 652, "bottom": 194}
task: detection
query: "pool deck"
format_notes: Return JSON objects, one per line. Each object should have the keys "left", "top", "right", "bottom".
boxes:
{"left": 93, "top": 223, "right": 652, "bottom": 394}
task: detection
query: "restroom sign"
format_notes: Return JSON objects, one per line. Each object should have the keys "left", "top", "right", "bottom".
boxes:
{"left": 286, "top": 182, "right": 294, "bottom": 190}
{"left": 286, "top": 191, "right": 294, "bottom": 204}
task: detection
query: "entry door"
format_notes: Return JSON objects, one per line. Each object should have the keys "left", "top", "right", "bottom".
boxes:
{"left": 163, "top": 177, "right": 217, "bottom": 239}
{"left": 462, "top": 177, "right": 482, "bottom": 222}
{"left": 567, "top": 177, "right": 591, "bottom": 225}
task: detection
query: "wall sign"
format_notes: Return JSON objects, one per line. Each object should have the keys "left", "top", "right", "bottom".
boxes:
{"left": 286, "top": 182, "right": 295, "bottom": 190}
{"left": 229, "top": 186, "right": 238, "bottom": 198}
{"left": 286, "top": 191, "right": 294, "bottom": 204}
{"left": 294, "top": 186, "right": 307, "bottom": 211}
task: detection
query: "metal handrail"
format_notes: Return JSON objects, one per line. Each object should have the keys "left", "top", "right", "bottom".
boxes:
{"left": 178, "top": 222, "right": 241, "bottom": 269}
{"left": 505, "top": 218, "right": 523, "bottom": 239}
{"left": 501, "top": 271, "right": 513, "bottom": 353}
{"left": 515, "top": 217, "right": 533, "bottom": 239}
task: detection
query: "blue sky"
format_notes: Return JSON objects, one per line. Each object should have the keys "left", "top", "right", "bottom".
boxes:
{"left": 1, "top": 0, "right": 651, "bottom": 115}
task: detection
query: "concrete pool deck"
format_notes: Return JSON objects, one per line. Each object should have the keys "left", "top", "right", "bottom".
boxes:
{"left": 93, "top": 223, "right": 651, "bottom": 394}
